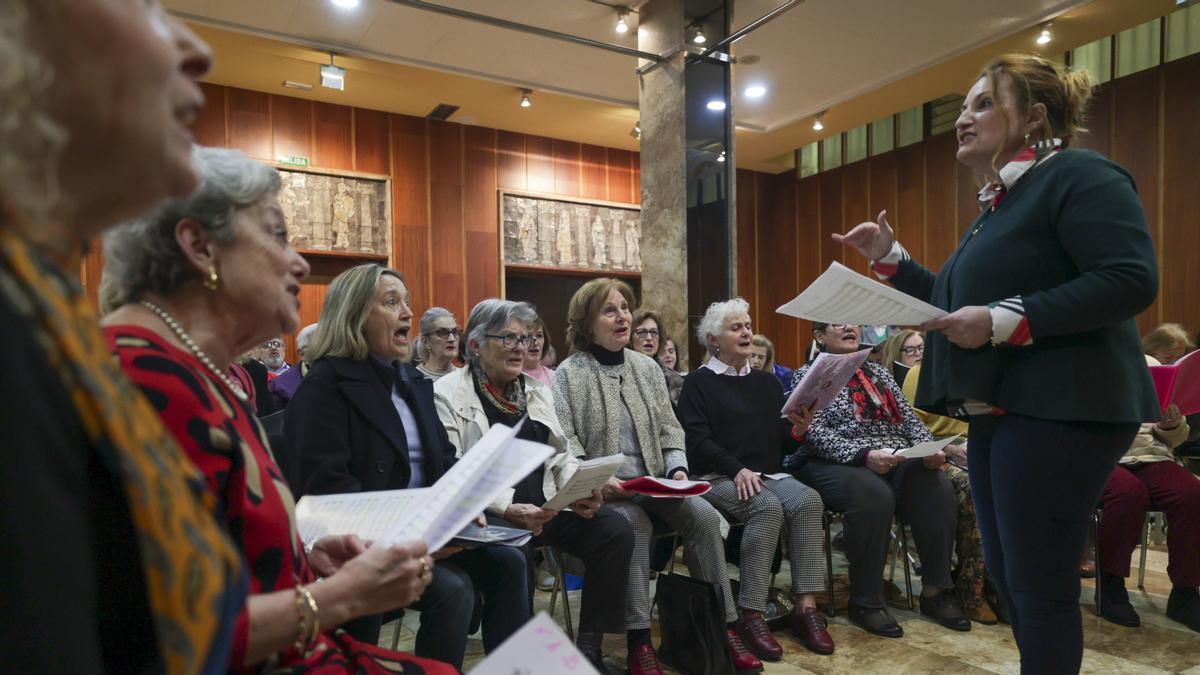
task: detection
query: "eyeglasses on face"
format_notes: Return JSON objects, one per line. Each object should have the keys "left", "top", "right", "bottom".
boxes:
{"left": 484, "top": 333, "right": 530, "bottom": 349}
{"left": 634, "top": 328, "right": 660, "bottom": 339}
{"left": 426, "top": 328, "right": 461, "bottom": 340}
{"left": 902, "top": 345, "right": 925, "bottom": 356}
{"left": 264, "top": 340, "right": 284, "bottom": 349}
{"left": 825, "top": 324, "right": 850, "bottom": 332}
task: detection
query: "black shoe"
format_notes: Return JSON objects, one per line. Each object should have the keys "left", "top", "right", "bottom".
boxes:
{"left": 1098, "top": 574, "right": 1140, "bottom": 628}
{"left": 919, "top": 592, "right": 971, "bottom": 632}
{"left": 848, "top": 603, "right": 903, "bottom": 638}
{"left": 1167, "top": 586, "right": 1200, "bottom": 632}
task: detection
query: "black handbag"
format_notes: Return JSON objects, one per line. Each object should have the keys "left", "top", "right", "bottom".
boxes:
{"left": 655, "top": 573, "right": 734, "bottom": 675}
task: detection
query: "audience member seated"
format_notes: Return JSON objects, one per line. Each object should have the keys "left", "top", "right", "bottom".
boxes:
{"left": 543, "top": 342, "right": 558, "bottom": 368}
{"left": 553, "top": 278, "right": 761, "bottom": 675}
{"left": 900, "top": 362, "right": 998, "bottom": 625}
{"left": 268, "top": 322, "right": 318, "bottom": 405}
{"left": 881, "top": 330, "right": 924, "bottom": 387}
{"left": 749, "top": 334, "right": 795, "bottom": 396}
{"left": 789, "top": 322, "right": 967, "bottom": 638}
{"left": 101, "top": 147, "right": 452, "bottom": 673}
{"left": 677, "top": 298, "right": 834, "bottom": 658}
{"left": 1096, "top": 355, "right": 1200, "bottom": 633}
{"left": 415, "top": 307, "right": 461, "bottom": 381}
{"left": 522, "top": 315, "right": 557, "bottom": 387}
{"left": 262, "top": 337, "right": 291, "bottom": 378}
{"left": 659, "top": 336, "right": 686, "bottom": 374}
{"left": 240, "top": 349, "right": 279, "bottom": 416}
{"left": 434, "top": 299, "right": 633, "bottom": 672}
{"left": 1143, "top": 323, "right": 1194, "bottom": 365}
{"left": 285, "top": 263, "right": 530, "bottom": 668}
{"left": 631, "top": 308, "right": 685, "bottom": 406}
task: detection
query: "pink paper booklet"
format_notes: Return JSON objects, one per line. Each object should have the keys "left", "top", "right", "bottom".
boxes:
{"left": 781, "top": 348, "right": 872, "bottom": 417}
{"left": 1150, "top": 349, "right": 1200, "bottom": 416}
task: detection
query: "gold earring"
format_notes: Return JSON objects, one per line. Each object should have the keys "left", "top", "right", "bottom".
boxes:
{"left": 204, "top": 267, "right": 219, "bottom": 291}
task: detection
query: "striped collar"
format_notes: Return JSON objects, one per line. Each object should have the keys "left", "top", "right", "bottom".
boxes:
{"left": 977, "top": 138, "right": 1063, "bottom": 210}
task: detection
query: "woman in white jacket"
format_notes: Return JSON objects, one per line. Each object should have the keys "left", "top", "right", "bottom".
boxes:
{"left": 433, "top": 299, "right": 633, "bottom": 673}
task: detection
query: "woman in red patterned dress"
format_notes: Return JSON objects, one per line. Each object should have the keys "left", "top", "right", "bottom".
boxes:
{"left": 101, "top": 146, "right": 455, "bottom": 674}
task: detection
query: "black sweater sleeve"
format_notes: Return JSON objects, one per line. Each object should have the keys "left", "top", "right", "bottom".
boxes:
{"left": 678, "top": 374, "right": 746, "bottom": 479}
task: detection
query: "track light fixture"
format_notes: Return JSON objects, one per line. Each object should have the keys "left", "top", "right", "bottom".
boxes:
{"left": 690, "top": 23, "right": 707, "bottom": 44}
{"left": 320, "top": 53, "right": 345, "bottom": 90}
{"left": 812, "top": 112, "right": 825, "bottom": 131}
{"left": 615, "top": 9, "right": 630, "bottom": 34}
{"left": 1036, "top": 22, "right": 1053, "bottom": 45}
{"left": 519, "top": 89, "right": 532, "bottom": 108}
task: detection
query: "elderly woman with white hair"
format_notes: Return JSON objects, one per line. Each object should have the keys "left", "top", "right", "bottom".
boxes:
{"left": 676, "top": 298, "right": 834, "bottom": 659}
{"left": 416, "top": 307, "right": 461, "bottom": 381}
{"left": 434, "top": 299, "right": 633, "bottom": 672}
{"left": 101, "top": 148, "right": 452, "bottom": 673}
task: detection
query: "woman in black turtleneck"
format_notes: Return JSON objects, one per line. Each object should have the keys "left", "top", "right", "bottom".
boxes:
{"left": 551, "top": 278, "right": 760, "bottom": 675}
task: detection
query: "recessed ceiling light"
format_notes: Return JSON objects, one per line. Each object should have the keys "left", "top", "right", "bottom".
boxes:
{"left": 744, "top": 85, "right": 767, "bottom": 98}
{"left": 331, "top": 0, "right": 360, "bottom": 9}
{"left": 706, "top": 100, "right": 726, "bottom": 111}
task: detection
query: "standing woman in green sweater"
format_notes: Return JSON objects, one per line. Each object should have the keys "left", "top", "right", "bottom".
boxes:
{"left": 837, "top": 54, "right": 1159, "bottom": 674}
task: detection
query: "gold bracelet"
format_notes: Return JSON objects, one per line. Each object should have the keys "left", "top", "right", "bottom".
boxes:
{"left": 293, "top": 585, "right": 320, "bottom": 652}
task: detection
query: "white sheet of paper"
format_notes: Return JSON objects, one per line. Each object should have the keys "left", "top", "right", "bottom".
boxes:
{"left": 295, "top": 488, "right": 432, "bottom": 546}
{"left": 891, "top": 436, "right": 960, "bottom": 459}
{"left": 781, "top": 348, "right": 871, "bottom": 416}
{"left": 777, "top": 261, "right": 947, "bottom": 326}
{"left": 542, "top": 454, "right": 626, "bottom": 511}
{"left": 760, "top": 472, "right": 792, "bottom": 480}
{"left": 470, "top": 612, "right": 599, "bottom": 675}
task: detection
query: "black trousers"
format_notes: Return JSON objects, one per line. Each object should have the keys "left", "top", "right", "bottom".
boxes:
{"left": 969, "top": 414, "right": 1136, "bottom": 675}
{"left": 796, "top": 458, "right": 957, "bottom": 609}
{"left": 523, "top": 505, "right": 633, "bottom": 635}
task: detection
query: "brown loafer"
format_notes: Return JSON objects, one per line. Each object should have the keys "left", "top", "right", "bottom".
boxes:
{"left": 789, "top": 606, "right": 835, "bottom": 655}
{"left": 735, "top": 611, "right": 783, "bottom": 661}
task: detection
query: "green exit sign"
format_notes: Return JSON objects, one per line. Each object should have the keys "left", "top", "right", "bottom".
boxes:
{"left": 276, "top": 154, "right": 309, "bottom": 167}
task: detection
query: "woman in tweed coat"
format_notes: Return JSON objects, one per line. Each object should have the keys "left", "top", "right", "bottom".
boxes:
{"left": 552, "top": 278, "right": 761, "bottom": 675}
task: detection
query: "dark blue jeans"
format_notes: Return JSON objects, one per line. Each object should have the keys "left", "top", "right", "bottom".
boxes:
{"left": 968, "top": 414, "right": 1135, "bottom": 675}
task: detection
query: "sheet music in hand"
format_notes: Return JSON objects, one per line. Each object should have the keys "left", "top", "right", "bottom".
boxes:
{"left": 777, "top": 261, "right": 947, "bottom": 326}
{"left": 1150, "top": 349, "right": 1200, "bottom": 416}
{"left": 781, "top": 348, "right": 871, "bottom": 417}
{"left": 541, "top": 454, "right": 626, "bottom": 511}
{"left": 889, "top": 436, "right": 960, "bottom": 459}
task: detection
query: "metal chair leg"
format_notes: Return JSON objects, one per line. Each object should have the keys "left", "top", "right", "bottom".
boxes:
{"left": 897, "top": 520, "right": 914, "bottom": 610}
{"left": 1092, "top": 510, "right": 1102, "bottom": 615}
{"left": 1138, "top": 513, "right": 1151, "bottom": 590}
{"left": 545, "top": 548, "right": 574, "bottom": 641}
{"left": 823, "top": 511, "right": 836, "bottom": 618}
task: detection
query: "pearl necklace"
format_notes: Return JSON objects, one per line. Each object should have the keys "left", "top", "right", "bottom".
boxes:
{"left": 140, "top": 300, "right": 250, "bottom": 403}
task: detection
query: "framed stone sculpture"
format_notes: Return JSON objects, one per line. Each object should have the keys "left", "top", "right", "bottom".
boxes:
{"left": 277, "top": 167, "right": 391, "bottom": 258}
{"left": 500, "top": 191, "right": 642, "bottom": 273}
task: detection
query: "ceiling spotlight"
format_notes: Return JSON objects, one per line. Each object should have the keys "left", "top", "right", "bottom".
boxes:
{"left": 615, "top": 9, "right": 630, "bottom": 34}
{"left": 717, "top": 150, "right": 726, "bottom": 163}
{"left": 692, "top": 25, "right": 707, "bottom": 44}
{"left": 320, "top": 54, "right": 345, "bottom": 90}
{"left": 706, "top": 100, "right": 726, "bottom": 111}
{"left": 331, "top": 0, "right": 360, "bottom": 8}
{"left": 812, "top": 112, "right": 825, "bottom": 131}
{"left": 744, "top": 85, "right": 767, "bottom": 98}
{"left": 1036, "top": 22, "right": 1052, "bottom": 45}
{"left": 631, "top": 121, "right": 642, "bottom": 140}
{"left": 519, "top": 89, "right": 532, "bottom": 108}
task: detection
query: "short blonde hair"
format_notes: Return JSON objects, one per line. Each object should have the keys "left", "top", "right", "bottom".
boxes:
{"left": 751, "top": 334, "right": 775, "bottom": 371}
{"left": 1142, "top": 323, "right": 1194, "bottom": 358}
{"left": 307, "top": 264, "right": 405, "bottom": 363}
{"left": 566, "top": 277, "right": 636, "bottom": 354}
{"left": 882, "top": 329, "right": 921, "bottom": 368}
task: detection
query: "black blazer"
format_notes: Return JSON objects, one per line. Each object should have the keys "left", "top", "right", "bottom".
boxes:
{"left": 283, "top": 355, "right": 455, "bottom": 497}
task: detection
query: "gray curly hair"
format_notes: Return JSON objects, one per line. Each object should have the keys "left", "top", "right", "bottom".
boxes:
{"left": 102, "top": 147, "right": 281, "bottom": 305}
{"left": 463, "top": 299, "right": 537, "bottom": 370}
{"left": 696, "top": 297, "right": 751, "bottom": 356}
{"left": 0, "top": 2, "right": 68, "bottom": 226}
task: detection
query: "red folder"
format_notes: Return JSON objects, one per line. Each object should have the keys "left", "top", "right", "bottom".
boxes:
{"left": 620, "top": 477, "right": 711, "bottom": 498}
{"left": 1149, "top": 349, "right": 1200, "bottom": 416}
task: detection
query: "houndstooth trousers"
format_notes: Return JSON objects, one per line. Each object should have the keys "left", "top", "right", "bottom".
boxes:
{"left": 703, "top": 475, "right": 827, "bottom": 611}
{"left": 605, "top": 495, "right": 738, "bottom": 629}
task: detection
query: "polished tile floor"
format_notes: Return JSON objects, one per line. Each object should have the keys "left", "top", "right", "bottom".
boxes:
{"left": 382, "top": 543, "right": 1200, "bottom": 674}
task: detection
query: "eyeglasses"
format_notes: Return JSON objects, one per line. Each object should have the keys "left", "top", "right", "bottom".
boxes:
{"left": 264, "top": 340, "right": 284, "bottom": 349}
{"left": 826, "top": 324, "right": 849, "bottom": 331}
{"left": 484, "top": 333, "right": 530, "bottom": 349}
{"left": 426, "top": 328, "right": 461, "bottom": 340}
{"left": 902, "top": 345, "right": 925, "bottom": 356}
{"left": 634, "top": 328, "right": 660, "bottom": 339}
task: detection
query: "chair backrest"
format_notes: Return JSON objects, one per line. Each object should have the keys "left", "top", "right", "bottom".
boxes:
{"left": 259, "top": 409, "right": 286, "bottom": 435}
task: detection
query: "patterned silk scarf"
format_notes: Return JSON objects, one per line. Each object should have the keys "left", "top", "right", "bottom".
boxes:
{"left": 472, "top": 365, "right": 527, "bottom": 417}
{"left": 0, "top": 223, "right": 246, "bottom": 674}
{"left": 848, "top": 368, "right": 903, "bottom": 425}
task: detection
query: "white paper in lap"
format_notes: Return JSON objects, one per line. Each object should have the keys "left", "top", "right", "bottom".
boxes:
{"left": 777, "top": 262, "right": 946, "bottom": 326}
{"left": 295, "top": 488, "right": 432, "bottom": 546}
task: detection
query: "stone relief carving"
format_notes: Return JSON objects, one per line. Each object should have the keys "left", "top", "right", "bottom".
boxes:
{"left": 279, "top": 170, "right": 389, "bottom": 255}
{"left": 502, "top": 193, "right": 641, "bottom": 272}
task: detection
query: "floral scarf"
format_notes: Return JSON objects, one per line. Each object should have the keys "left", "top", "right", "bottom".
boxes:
{"left": 472, "top": 365, "right": 527, "bottom": 418}
{"left": 847, "top": 367, "right": 903, "bottom": 425}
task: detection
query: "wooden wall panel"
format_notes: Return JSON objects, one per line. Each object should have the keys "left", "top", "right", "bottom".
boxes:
{"left": 525, "top": 135, "right": 555, "bottom": 194}
{"left": 894, "top": 143, "right": 926, "bottom": 263}
{"left": 607, "top": 149, "right": 634, "bottom": 204}
{"left": 464, "top": 125, "right": 500, "bottom": 305}
{"left": 631, "top": 153, "right": 642, "bottom": 205}
{"left": 553, "top": 140, "right": 582, "bottom": 197}
{"left": 497, "top": 131, "right": 527, "bottom": 191}
{"left": 1113, "top": 68, "right": 1162, "bottom": 334}
{"left": 313, "top": 102, "right": 353, "bottom": 171}
{"left": 354, "top": 109, "right": 390, "bottom": 175}
{"left": 428, "top": 121, "right": 465, "bottom": 318}
{"left": 390, "top": 114, "right": 429, "bottom": 310}
{"left": 794, "top": 175, "right": 822, "bottom": 361}
{"left": 923, "top": 132, "right": 959, "bottom": 271}
{"left": 1077, "top": 81, "right": 1114, "bottom": 158}
{"left": 271, "top": 95, "right": 312, "bottom": 163}
{"left": 818, "top": 169, "right": 844, "bottom": 273}
{"left": 193, "top": 82, "right": 226, "bottom": 148}
{"left": 734, "top": 170, "right": 758, "bottom": 317}
{"left": 581, "top": 144, "right": 609, "bottom": 201}
{"left": 227, "top": 88, "right": 271, "bottom": 160}
{"left": 1160, "top": 56, "right": 1200, "bottom": 332}
{"left": 868, "top": 152, "right": 898, "bottom": 272}
{"left": 842, "top": 161, "right": 871, "bottom": 275}
{"left": 760, "top": 174, "right": 800, "bottom": 367}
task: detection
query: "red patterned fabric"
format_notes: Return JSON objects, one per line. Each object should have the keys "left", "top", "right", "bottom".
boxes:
{"left": 106, "top": 325, "right": 454, "bottom": 675}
